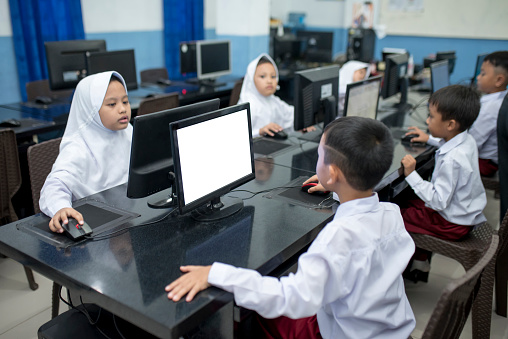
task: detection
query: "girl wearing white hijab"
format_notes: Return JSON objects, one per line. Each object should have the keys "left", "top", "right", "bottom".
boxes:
{"left": 40, "top": 71, "right": 133, "bottom": 233}
{"left": 338, "top": 60, "right": 371, "bottom": 114}
{"left": 238, "top": 53, "right": 294, "bottom": 138}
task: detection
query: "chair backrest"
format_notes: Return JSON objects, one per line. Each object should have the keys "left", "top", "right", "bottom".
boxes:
{"left": 26, "top": 79, "right": 73, "bottom": 101}
{"left": 229, "top": 78, "right": 244, "bottom": 106}
{"left": 421, "top": 234, "right": 499, "bottom": 339}
{"left": 140, "top": 68, "right": 169, "bottom": 84}
{"left": 27, "top": 137, "right": 62, "bottom": 214}
{"left": 498, "top": 92, "right": 508, "bottom": 223}
{"left": 0, "top": 129, "right": 22, "bottom": 224}
{"left": 136, "top": 92, "right": 179, "bottom": 117}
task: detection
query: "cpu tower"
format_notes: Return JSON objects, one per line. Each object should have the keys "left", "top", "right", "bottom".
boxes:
{"left": 346, "top": 28, "right": 376, "bottom": 63}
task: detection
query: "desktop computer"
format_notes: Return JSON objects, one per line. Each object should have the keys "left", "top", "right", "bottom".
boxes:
{"left": 347, "top": 28, "right": 376, "bottom": 63}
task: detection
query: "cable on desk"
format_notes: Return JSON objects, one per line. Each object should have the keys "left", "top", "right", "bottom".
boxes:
{"left": 231, "top": 185, "right": 300, "bottom": 200}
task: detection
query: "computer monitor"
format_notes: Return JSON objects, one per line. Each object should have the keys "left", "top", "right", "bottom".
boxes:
{"left": 170, "top": 103, "right": 255, "bottom": 221}
{"left": 296, "top": 30, "right": 334, "bottom": 63}
{"left": 381, "top": 53, "right": 410, "bottom": 111}
{"left": 344, "top": 75, "right": 382, "bottom": 119}
{"left": 86, "top": 49, "right": 138, "bottom": 90}
{"left": 196, "top": 40, "right": 231, "bottom": 83}
{"left": 471, "top": 53, "right": 488, "bottom": 85}
{"left": 45, "top": 39, "right": 107, "bottom": 90}
{"left": 127, "top": 99, "right": 221, "bottom": 208}
{"left": 293, "top": 65, "right": 340, "bottom": 132}
{"left": 381, "top": 48, "right": 408, "bottom": 64}
{"left": 430, "top": 60, "right": 450, "bottom": 93}
{"left": 272, "top": 35, "right": 302, "bottom": 64}
{"left": 436, "top": 50, "right": 456, "bottom": 75}
{"left": 179, "top": 41, "right": 197, "bottom": 75}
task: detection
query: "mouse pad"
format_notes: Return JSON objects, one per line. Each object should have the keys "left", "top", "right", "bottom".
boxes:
{"left": 263, "top": 176, "right": 337, "bottom": 209}
{"left": 17, "top": 200, "right": 140, "bottom": 248}
{"left": 253, "top": 139, "right": 293, "bottom": 156}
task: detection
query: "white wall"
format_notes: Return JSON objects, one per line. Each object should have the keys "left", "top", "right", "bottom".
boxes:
{"left": 204, "top": 0, "right": 217, "bottom": 30}
{"left": 81, "top": 0, "right": 163, "bottom": 33}
{"left": 378, "top": 0, "right": 508, "bottom": 40}
{"left": 270, "top": 0, "right": 347, "bottom": 28}
{"left": 216, "top": 0, "right": 269, "bottom": 36}
{"left": 0, "top": 0, "right": 12, "bottom": 36}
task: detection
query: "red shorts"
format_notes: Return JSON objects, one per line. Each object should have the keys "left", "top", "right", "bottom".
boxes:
{"left": 257, "top": 314, "right": 323, "bottom": 339}
{"left": 479, "top": 158, "right": 498, "bottom": 177}
{"left": 401, "top": 199, "right": 472, "bottom": 240}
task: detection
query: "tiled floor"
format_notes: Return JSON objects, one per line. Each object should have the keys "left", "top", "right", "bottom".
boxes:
{"left": 0, "top": 189, "right": 507, "bottom": 339}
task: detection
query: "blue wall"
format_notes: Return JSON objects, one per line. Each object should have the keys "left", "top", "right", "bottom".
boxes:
{"left": 215, "top": 34, "right": 269, "bottom": 77}
{"left": 0, "top": 36, "right": 21, "bottom": 104}
{"left": 375, "top": 35, "right": 508, "bottom": 84}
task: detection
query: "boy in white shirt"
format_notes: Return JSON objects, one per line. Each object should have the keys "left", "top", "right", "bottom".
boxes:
{"left": 401, "top": 85, "right": 487, "bottom": 282}
{"left": 469, "top": 51, "right": 508, "bottom": 176}
{"left": 166, "top": 117, "right": 416, "bottom": 339}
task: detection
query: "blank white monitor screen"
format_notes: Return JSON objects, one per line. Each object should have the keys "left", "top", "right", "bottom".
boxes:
{"left": 176, "top": 108, "right": 253, "bottom": 206}
{"left": 431, "top": 60, "right": 450, "bottom": 93}
{"left": 344, "top": 76, "right": 382, "bottom": 119}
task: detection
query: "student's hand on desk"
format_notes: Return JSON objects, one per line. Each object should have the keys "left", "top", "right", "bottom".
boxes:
{"left": 301, "top": 126, "right": 317, "bottom": 133}
{"left": 303, "top": 175, "right": 326, "bottom": 193}
{"left": 260, "top": 123, "right": 283, "bottom": 137}
{"left": 166, "top": 265, "right": 212, "bottom": 302}
{"left": 49, "top": 207, "right": 84, "bottom": 233}
{"left": 401, "top": 155, "right": 417, "bottom": 177}
{"left": 406, "top": 126, "right": 429, "bottom": 143}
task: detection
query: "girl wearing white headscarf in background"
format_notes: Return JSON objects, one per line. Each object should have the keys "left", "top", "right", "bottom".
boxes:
{"left": 238, "top": 53, "right": 294, "bottom": 138}
{"left": 40, "top": 71, "right": 133, "bottom": 233}
{"left": 338, "top": 60, "right": 371, "bottom": 114}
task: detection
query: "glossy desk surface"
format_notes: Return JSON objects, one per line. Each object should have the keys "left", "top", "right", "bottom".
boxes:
{"left": 0, "top": 161, "right": 334, "bottom": 338}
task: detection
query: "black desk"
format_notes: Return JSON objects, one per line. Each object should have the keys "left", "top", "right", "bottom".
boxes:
{"left": 0, "top": 161, "right": 335, "bottom": 338}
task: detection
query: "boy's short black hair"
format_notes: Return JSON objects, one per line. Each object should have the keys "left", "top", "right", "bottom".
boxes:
{"left": 484, "top": 51, "right": 508, "bottom": 76}
{"left": 429, "top": 85, "right": 480, "bottom": 132}
{"left": 322, "top": 116, "right": 394, "bottom": 191}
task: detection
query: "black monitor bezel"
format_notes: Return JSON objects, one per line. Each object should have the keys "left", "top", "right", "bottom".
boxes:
{"left": 86, "top": 49, "right": 138, "bottom": 90}
{"left": 344, "top": 75, "right": 383, "bottom": 119}
{"left": 381, "top": 53, "right": 409, "bottom": 100}
{"left": 293, "top": 65, "right": 340, "bottom": 131}
{"left": 126, "top": 99, "right": 221, "bottom": 200}
{"left": 45, "top": 39, "right": 107, "bottom": 90}
{"left": 170, "top": 103, "right": 255, "bottom": 215}
{"left": 472, "top": 52, "right": 488, "bottom": 84}
{"left": 435, "top": 50, "right": 456, "bottom": 75}
{"left": 430, "top": 60, "right": 450, "bottom": 93}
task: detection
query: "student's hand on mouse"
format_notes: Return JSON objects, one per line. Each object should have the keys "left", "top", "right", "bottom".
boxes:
{"left": 165, "top": 265, "right": 212, "bottom": 302}
{"left": 303, "top": 175, "right": 326, "bottom": 193}
{"left": 406, "top": 127, "right": 429, "bottom": 143}
{"left": 260, "top": 123, "right": 283, "bottom": 137}
{"left": 49, "top": 208, "right": 84, "bottom": 233}
{"left": 401, "top": 155, "right": 417, "bottom": 177}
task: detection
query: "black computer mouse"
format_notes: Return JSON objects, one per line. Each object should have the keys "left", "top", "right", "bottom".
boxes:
{"left": 265, "top": 130, "right": 288, "bottom": 140}
{"left": 61, "top": 218, "right": 93, "bottom": 241}
{"left": 0, "top": 119, "right": 21, "bottom": 127}
{"left": 301, "top": 182, "right": 330, "bottom": 196}
{"left": 35, "top": 95, "right": 53, "bottom": 105}
{"left": 401, "top": 133, "right": 419, "bottom": 143}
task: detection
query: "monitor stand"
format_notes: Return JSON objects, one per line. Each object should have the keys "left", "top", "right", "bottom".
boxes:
{"left": 393, "top": 77, "right": 413, "bottom": 113}
{"left": 147, "top": 173, "right": 177, "bottom": 209}
{"left": 191, "top": 196, "right": 243, "bottom": 222}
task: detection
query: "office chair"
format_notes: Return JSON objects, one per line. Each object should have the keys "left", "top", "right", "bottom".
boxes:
{"left": 229, "top": 78, "right": 244, "bottom": 106}
{"left": 136, "top": 92, "right": 179, "bottom": 117}
{"left": 409, "top": 218, "right": 498, "bottom": 339}
{"left": 0, "top": 129, "right": 39, "bottom": 291}
{"left": 140, "top": 67, "right": 171, "bottom": 85}
{"left": 26, "top": 79, "right": 74, "bottom": 102}
{"left": 416, "top": 235, "right": 499, "bottom": 339}
{"left": 496, "top": 92, "right": 508, "bottom": 317}
{"left": 27, "top": 137, "right": 63, "bottom": 318}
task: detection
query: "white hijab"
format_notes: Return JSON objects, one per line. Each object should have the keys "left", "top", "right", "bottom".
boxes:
{"left": 238, "top": 53, "right": 294, "bottom": 137}
{"left": 338, "top": 61, "right": 371, "bottom": 113}
{"left": 40, "top": 71, "right": 133, "bottom": 217}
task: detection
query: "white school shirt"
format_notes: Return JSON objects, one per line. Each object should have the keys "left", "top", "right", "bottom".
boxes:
{"left": 406, "top": 131, "right": 487, "bottom": 225}
{"left": 208, "top": 193, "right": 416, "bottom": 339}
{"left": 238, "top": 53, "right": 294, "bottom": 138}
{"left": 468, "top": 89, "right": 508, "bottom": 164}
{"left": 39, "top": 71, "right": 133, "bottom": 217}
